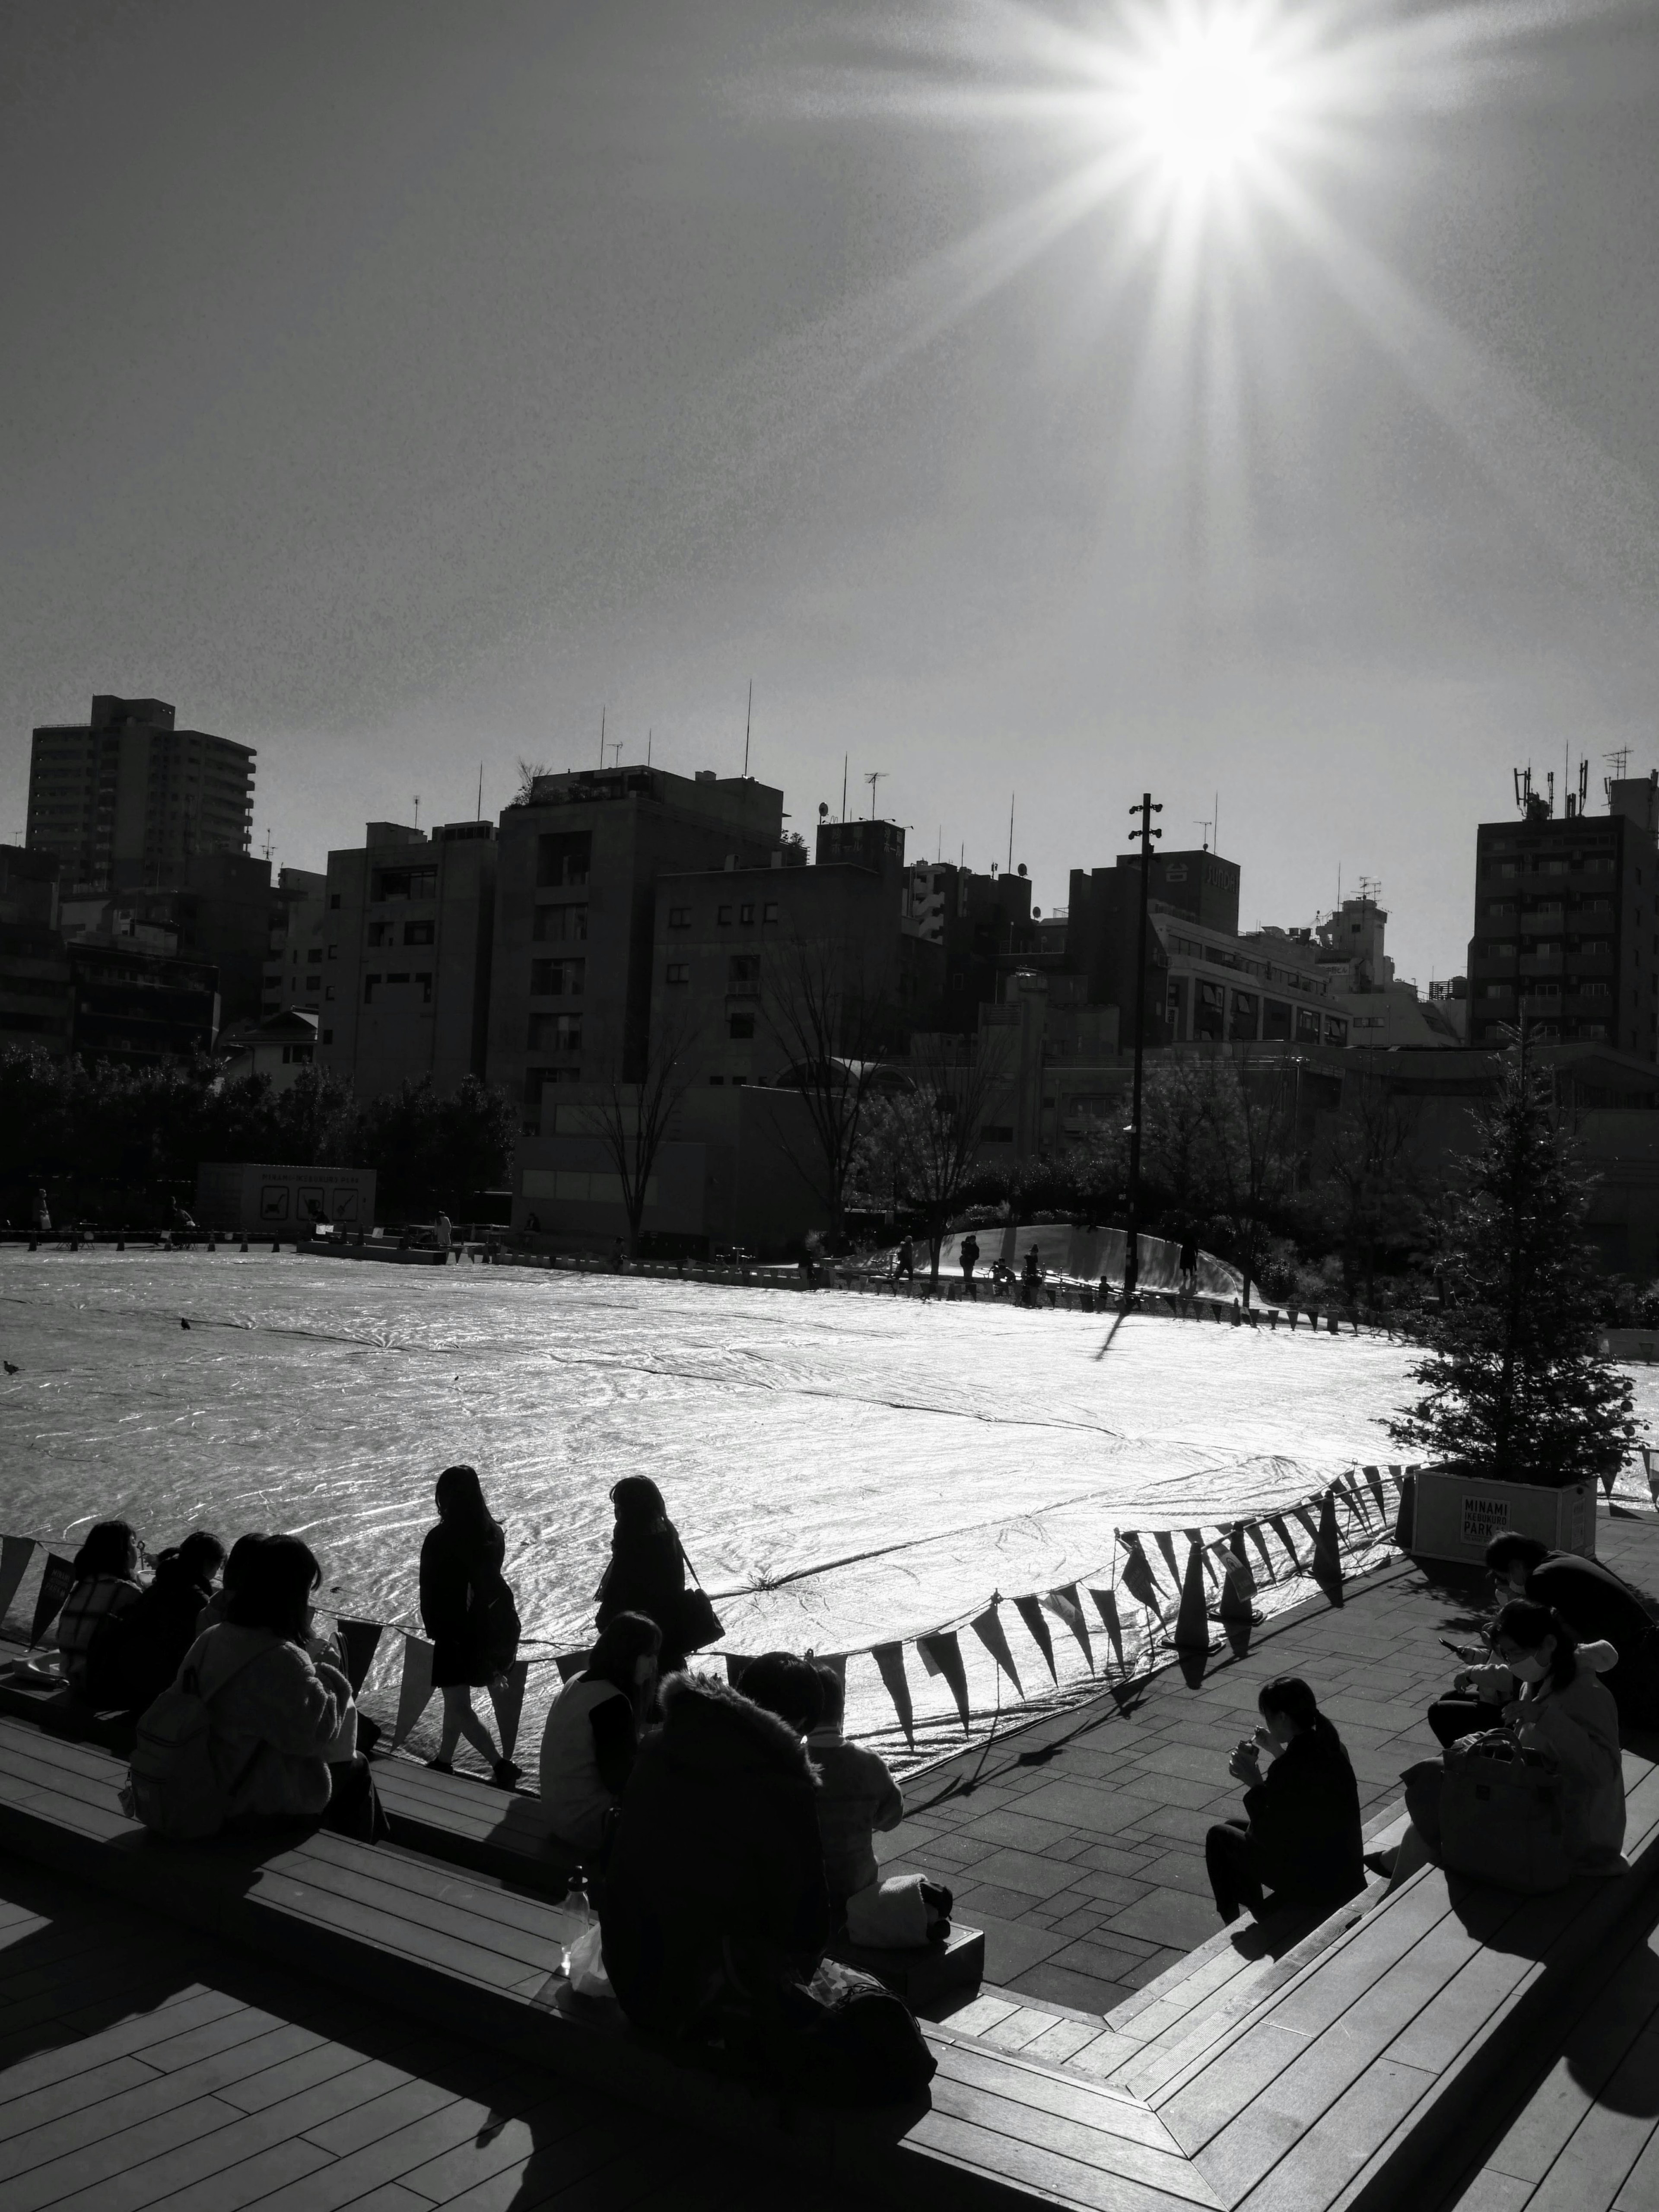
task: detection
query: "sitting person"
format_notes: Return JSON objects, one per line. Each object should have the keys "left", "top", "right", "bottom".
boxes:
{"left": 600, "top": 1654, "right": 829, "bottom": 2040}
{"left": 1400, "top": 1601, "right": 1625, "bottom": 1882}
{"left": 85, "top": 1530, "right": 224, "bottom": 1715}
{"left": 805, "top": 1664, "right": 905, "bottom": 1907}
{"left": 1487, "top": 1533, "right": 1659, "bottom": 1728}
{"left": 55, "top": 1521, "right": 145, "bottom": 1693}
{"left": 538, "top": 1612, "right": 661, "bottom": 1859}
{"left": 196, "top": 1532, "right": 262, "bottom": 1635}
{"left": 181, "top": 1533, "right": 362, "bottom": 1829}
{"left": 1205, "top": 1676, "right": 1364, "bottom": 1926}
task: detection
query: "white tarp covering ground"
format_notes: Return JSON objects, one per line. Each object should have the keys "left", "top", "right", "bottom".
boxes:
{"left": 1, "top": 1250, "right": 1653, "bottom": 1768}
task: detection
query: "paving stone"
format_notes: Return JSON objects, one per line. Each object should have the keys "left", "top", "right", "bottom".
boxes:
{"left": 1103, "top": 1881, "right": 1226, "bottom": 1951}
{"left": 955, "top": 1849, "right": 1080, "bottom": 1902}
{"left": 1014, "top": 1958, "right": 1131, "bottom": 2016}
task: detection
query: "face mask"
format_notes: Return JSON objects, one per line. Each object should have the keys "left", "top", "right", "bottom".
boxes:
{"left": 1507, "top": 1654, "right": 1547, "bottom": 1684}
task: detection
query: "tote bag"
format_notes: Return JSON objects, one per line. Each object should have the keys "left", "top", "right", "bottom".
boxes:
{"left": 1439, "top": 1732, "right": 1571, "bottom": 1894}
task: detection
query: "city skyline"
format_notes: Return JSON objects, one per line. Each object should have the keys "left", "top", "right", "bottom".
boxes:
{"left": 7, "top": 2, "right": 1659, "bottom": 989}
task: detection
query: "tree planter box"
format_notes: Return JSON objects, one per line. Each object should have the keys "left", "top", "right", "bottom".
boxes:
{"left": 1395, "top": 1465, "right": 1597, "bottom": 1569}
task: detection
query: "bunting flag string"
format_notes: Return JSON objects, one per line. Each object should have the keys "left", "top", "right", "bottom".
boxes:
{"left": 1118, "top": 1534, "right": 1164, "bottom": 1617}
{"left": 1013, "top": 1595, "right": 1059, "bottom": 1684}
{"left": 0, "top": 1536, "right": 36, "bottom": 1629}
{"left": 1152, "top": 1529, "right": 1182, "bottom": 1590}
{"left": 391, "top": 1634, "right": 435, "bottom": 1749}
{"left": 1245, "top": 1521, "right": 1278, "bottom": 1582}
{"left": 29, "top": 1554, "right": 74, "bottom": 1650}
{"left": 336, "top": 1619, "right": 384, "bottom": 1698}
{"left": 1364, "top": 1465, "right": 1388, "bottom": 1518}
{"left": 1087, "top": 1586, "right": 1126, "bottom": 1672}
{"left": 915, "top": 1631, "right": 972, "bottom": 1731}
{"left": 871, "top": 1642, "right": 915, "bottom": 1747}
{"left": 1267, "top": 1514, "right": 1301, "bottom": 1573}
{"left": 1045, "top": 1584, "right": 1093, "bottom": 1672}
{"left": 971, "top": 1603, "right": 1023, "bottom": 1694}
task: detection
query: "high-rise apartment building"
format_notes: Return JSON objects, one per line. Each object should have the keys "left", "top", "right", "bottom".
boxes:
{"left": 27, "top": 696, "right": 255, "bottom": 892}
{"left": 261, "top": 868, "right": 329, "bottom": 1017}
{"left": 1466, "top": 773, "right": 1659, "bottom": 1055}
{"left": 315, "top": 822, "right": 498, "bottom": 1101}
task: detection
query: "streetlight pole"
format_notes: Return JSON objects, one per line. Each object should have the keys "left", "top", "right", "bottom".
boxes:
{"left": 1123, "top": 791, "right": 1162, "bottom": 1305}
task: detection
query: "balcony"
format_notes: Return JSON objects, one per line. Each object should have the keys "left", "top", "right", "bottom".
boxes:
{"left": 1518, "top": 950, "right": 1564, "bottom": 977}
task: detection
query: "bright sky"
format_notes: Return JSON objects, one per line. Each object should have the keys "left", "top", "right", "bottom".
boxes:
{"left": 5, "top": 0, "right": 1659, "bottom": 987}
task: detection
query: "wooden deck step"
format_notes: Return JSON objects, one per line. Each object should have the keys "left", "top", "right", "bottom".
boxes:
{"left": 366, "top": 1752, "right": 582, "bottom": 1897}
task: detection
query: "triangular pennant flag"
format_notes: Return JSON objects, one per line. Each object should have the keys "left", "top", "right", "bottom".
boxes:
{"left": 491, "top": 1660, "right": 530, "bottom": 1762}
{"left": 1600, "top": 1465, "right": 1618, "bottom": 1499}
{"left": 1267, "top": 1515, "right": 1301, "bottom": 1571}
{"left": 1171, "top": 1540, "right": 1211, "bottom": 1653}
{"left": 1183, "top": 1529, "right": 1219, "bottom": 1583}
{"left": 916, "top": 1630, "right": 972, "bottom": 1731}
{"left": 0, "top": 1535, "right": 36, "bottom": 1628}
{"left": 391, "top": 1634, "right": 436, "bottom": 1749}
{"left": 1045, "top": 1584, "right": 1093, "bottom": 1671}
{"left": 1118, "top": 1535, "right": 1163, "bottom": 1616}
{"left": 1642, "top": 1445, "right": 1659, "bottom": 1506}
{"left": 1292, "top": 1504, "right": 1322, "bottom": 1546}
{"left": 1364, "top": 1467, "right": 1387, "bottom": 1519}
{"left": 1153, "top": 1530, "right": 1181, "bottom": 1589}
{"left": 1013, "top": 1595, "right": 1058, "bottom": 1684}
{"left": 29, "top": 1554, "right": 75, "bottom": 1649}
{"left": 971, "top": 1604, "right": 1023, "bottom": 1695}
{"left": 1341, "top": 1475, "right": 1371, "bottom": 1527}
{"left": 724, "top": 1654, "right": 753, "bottom": 1688}
{"left": 1246, "top": 1521, "right": 1278, "bottom": 1582}
{"left": 336, "top": 1618, "right": 383, "bottom": 1697}
{"left": 1087, "top": 1587, "right": 1126, "bottom": 1671}
{"left": 556, "top": 1649, "right": 591, "bottom": 1682}
{"left": 871, "top": 1642, "right": 914, "bottom": 1747}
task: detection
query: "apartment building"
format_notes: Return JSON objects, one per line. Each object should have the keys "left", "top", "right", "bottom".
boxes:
{"left": 27, "top": 696, "right": 254, "bottom": 891}
{"left": 315, "top": 821, "right": 496, "bottom": 1100}
{"left": 261, "top": 868, "right": 328, "bottom": 1017}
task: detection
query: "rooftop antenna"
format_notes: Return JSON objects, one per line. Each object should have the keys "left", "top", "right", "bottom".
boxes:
{"left": 1214, "top": 791, "right": 1220, "bottom": 855}
{"left": 647, "top": 728, "right": 652, "bottom": 768}
{"left": 743, "top": 680, "right": 752, "bottom": 779}
{"left": 841, "top": 754, "right": 848, "bottom": 823}
{"left": 1007, "top": 792, "right": 1015, "bottom": 876}
{"left": 412, "top": 794, "right": 421, "bottom": 832}
{"left": 1195, "top": 815, "right": 1212, "bottom": 851}
{"left": 598, "top": 707, "right": 605, "bottom": 770}
{"left": 864, "top": 770, "right": 887, "bottom": 820}
{"left": 476, "top": 764, "right": 483, "bottom": 822}
{"left": 606, "top": 737, "right": 623, "bottom": 768}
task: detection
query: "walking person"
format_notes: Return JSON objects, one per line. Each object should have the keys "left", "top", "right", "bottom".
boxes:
{"left": 1179, "top": 1231, "right": 1198, "bottom": 1298}
{"left": 419, "top": 1465, "right": 522, "bottom": 1786}
{"left": 893, "top": 1235, "right": 915, "bottom": 1284}
{"left": 1205, "top": 1677, "right": 1363, "bottom": 1926}
{"left": 959, "top": 1231, "right": 980, "bottom": 1300}
{"left": 1023, "top": 1243, "right": 1043, "bottom": 1306}
{"left": 595, "top": 1475, "right": 713, "bottom": 1676}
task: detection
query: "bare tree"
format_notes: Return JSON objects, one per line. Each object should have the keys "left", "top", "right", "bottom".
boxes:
{"left": 1314, "top": 1071, "right": 1419, "bottom": 1304}
{"left": 859, "top": 1028, "right": 1014, "bottom": 1287}
{"left": 764, "top": 935, "right": 892, "bottom": 1242}
{"left": 576, "top": 1009, "right": 700, "bottom": 1258}
{"left": 1141, "top": 1052, "right": 1297, "bottom": 1308}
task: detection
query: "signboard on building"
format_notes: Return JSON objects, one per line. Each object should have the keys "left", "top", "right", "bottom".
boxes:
{"left": 194, "top": 1161, "right": 377, "bottom": 1235}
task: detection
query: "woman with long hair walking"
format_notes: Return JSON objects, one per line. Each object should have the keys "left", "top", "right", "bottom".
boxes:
{"left": 419, "top": 1465, "right": 522, "bottom": 1786}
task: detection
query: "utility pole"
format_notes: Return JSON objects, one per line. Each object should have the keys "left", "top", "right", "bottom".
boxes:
{"left": 1123, "top": 790, "right": 1162, "bottom": 1306}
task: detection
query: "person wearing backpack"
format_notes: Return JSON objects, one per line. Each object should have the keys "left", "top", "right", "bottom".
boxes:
{"left": 420, "top": 1465, "right": 521, "bottom": 1786}
{"left": 167, "top": 1534, "right": 358, "bottom": 1828}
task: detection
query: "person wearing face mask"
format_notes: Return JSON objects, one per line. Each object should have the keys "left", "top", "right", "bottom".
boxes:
{"left": 1205, "top": 1676, "right": 1364, "bottom": 1926}
{"left": 537, "top": 1612, "right": 662, "bottom": 1862}
{"left": 1484, "top": 1534, "right": 1659, "bottom": 1728}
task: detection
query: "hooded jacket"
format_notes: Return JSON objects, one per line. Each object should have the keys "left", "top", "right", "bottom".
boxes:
{"left": 183, "top": 1624, "right": 356, "bottom": 1823}
{"left": 600, "top": 1672, "right": 830, "bottom": 2037}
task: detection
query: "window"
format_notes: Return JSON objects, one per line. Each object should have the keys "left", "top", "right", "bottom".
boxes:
{"left": 404, "top": 920, "right": 435, "bottom": 946}
{"left": 667, "top": 906, "right": 691, "bottom": 930}
{"left": 1538, "top": 858, "right": 1570, "bottom": 877}
{"left": 533, "top": 904, "right": 588, "bottom": 943}
{"left": 1486, "top": 901, "right": 1516, "bottom": 922}
{"left": 728, "top": 1012, "right": 756, "bottom": 1039}
{"left": 536, "top": 831, "right": 591, "bottom": 889}
{"left": 363, "top": 976, "right": 380, "bottom": 1004}
{"left": 717, "top": 904, "right": 733, "bottom": 925}
{"left": 763, "top": 901, "right": 779, "bottom": 924}
{"left": 386, "top": 971, "right": 410, "bottom": 985}
{"left": 1483, "top": 941, "right": 1517, "bottom": 960}
{"left": 1228, "top": 990, "right": 1258, "bottom": 1041}
{"left": 1324, "top": 1015, "right": 1349, "bottom": 1045}
{"left": 1573, "top": 979, "right": 1611, "bottom": 998}
{"left": 1585, "top": 855, "right": 1615, "bottom": 876}
{"left": 530, "top": 957, "right": 585, "bottom": 997}
{"left": 372, "top": 865, "right": 437, "bottom": 901}
{"left": 324, "top": 985, "right": 336, "bottom": 1001}
{"left": 280, "top": 1043, "right": 314, "bottom": 1065}
{"left": 366, "top": 922, "right": 388, "bottom": 947}
{"left": 329, "top": 893, "right": 341, "bottom": 910}
{"left": 728, "top": 954, "right": 760, "bottom": 986}
{"left": 739, "top": 902, "right": 756, "bottom": 925}
{"left": 1578, "top": 939, "right": 1612, "bottom": 956}
{"left": 665, "top": 962, "right": 690, "bottom": 985}
{"left": 321, "top": 1028, "right": 334, "bottom": 1045}
{"left": 527, "top": 1012, "right": 583, "bottom": 1052}
{"left": 709, "top": 1074, "right": 725, "bottom": 1085}
{"left": 327, "top": 944, "right": 339, "bottom": 960}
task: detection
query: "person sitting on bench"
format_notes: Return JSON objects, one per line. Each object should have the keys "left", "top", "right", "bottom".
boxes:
{"left": 600, "top": 1655, "right": 829, "bottom": 2040}
{"left": 1487, "top": 1533, "right": 1659, "bottom": 1728}
{"left": 538, "top": 1611, "right": 661, "bottom": 1861}
{"left": 1205, "top": 1676, "right": 1364, "bottom": 1926}
{"left": 804, "top": 1663, "right": 904, "bottom": 1909}
{"left": 86, "top": 1530, "right": 224, "bottom": 1715}
{"left": 56, "top": 1521, "right": 145, "bottom": 1694}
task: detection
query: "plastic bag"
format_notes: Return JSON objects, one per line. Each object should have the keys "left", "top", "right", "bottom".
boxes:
{"left": 565, "top": 1922, "right": 612, "bottom": 1999}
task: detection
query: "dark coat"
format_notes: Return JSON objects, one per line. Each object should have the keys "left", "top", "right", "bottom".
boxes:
{"left": 1242, "top": 1725, "right": 1364, "bottom": 1908}
{"left": 596, "top": 1523, "right": 687, "bottom": 1664}
{"left": 1528, "top": 1554, "right": 1659, "bottom": 1723}
{"left": 419, "top": 1521, "right": 516, "bottom": 1689}
{"left": 600, "top": 1672, "right": 830, "bottom": 2037}
{"left": 84, "top": 1559, "right": 215, "bottom": 1716}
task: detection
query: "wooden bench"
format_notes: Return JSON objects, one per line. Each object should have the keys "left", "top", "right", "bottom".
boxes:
{"left": 3, "top": 1712, "right": 1654, "bottom": 2212}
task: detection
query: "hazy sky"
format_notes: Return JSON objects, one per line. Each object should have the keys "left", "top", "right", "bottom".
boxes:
{"left": 6, "top": 0, "right": 1659, "bottom": 986}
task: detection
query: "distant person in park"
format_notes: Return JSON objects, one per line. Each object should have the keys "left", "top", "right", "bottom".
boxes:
{"left": 959, "top": 1231, "right": 980, "bottom": 1299}
{"left": 56, "top": 1521, "right": 145, "bottom": 1693}
{"left": 1179, "top": 1233, "right": 1198, "bottom": 1297}
{"left": 420, "top": 1465, "right": 522, "bottom": 1787}
{"left": 1023, "top": 1244, "right": 1043, "bottom": 1305}
{"left": 1486, "top": 1532, "right": 1659, "bottom": 1727}
{"left": 435, "top": 1210, "right": 452, "bottom": 1256}
{"left": 180, "top": 1532, "right": 380, "bottom": 1835}
{"left": 538, "top": 1611, "right": 661, "bottom": 1861}
{"left": 595, "top": 1475, "right": 693, "bottom": 1674}
{"left": 1205, "top": 1676, "right": 1364, "bottom": 1926}
{"left": 601, "top": 1656, "right": 829, "bottom": 2039}
{"left": 87, "top": 1529, "right": 225, "bottom": 1715}
{"left": 805, "top": 1662, "right": 905, "bottom": 1908}
{"left": 893, "top": 1235, "right": 915, "bottom": 1283}
{"left": 31, "top": 1188, "right": 50, "bottom": 1233}
{"left": 1397, "top": 1602, "right": 1625, "bottom": 1882}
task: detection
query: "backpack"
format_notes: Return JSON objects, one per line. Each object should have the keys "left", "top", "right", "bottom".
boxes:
{"left": 768, "top": 1959, "right": 938, "bottom": 2106}
{"left": 120, "top": 1646, "right": 265, "bottom": 1840}
{"left": 1438, "top": 1731, "right": 1572, "bottom": 1894}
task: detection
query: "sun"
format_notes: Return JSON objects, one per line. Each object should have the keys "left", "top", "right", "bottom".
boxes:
{"left": 1120, "top": 6, "right": 1303, "bottom": 199}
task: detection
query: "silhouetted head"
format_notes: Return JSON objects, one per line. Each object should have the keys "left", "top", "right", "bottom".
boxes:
{"left": 1493, "top": 1598, "right": 1578, "bottom": 1690}
{"left": 1485, "top": 1532, "right": 1550, "bottom": 1597}
{"left": 741, "top": 1652, "right": 825, "bottom": 1736}
{"left": 435, "top": 1465, "right": 499, "bottom": 1541}
{"left": 585, "top": 1611, "right": 663, "bottom": 1701}
{"left": 72, "top": 1520, "right": 140, "bottom": 1583}
{"left": 224, "top": 1533, "right": 323, "bottom": 1643}
{"left": 1257, "top": 1675, "right": 1335, "bottom": 1751}
{"left": 610, "top": 1476, "right": 668, "bottom": 1534}
{"left": 812, "top": 1662, "right": 846, "bottom": 1730}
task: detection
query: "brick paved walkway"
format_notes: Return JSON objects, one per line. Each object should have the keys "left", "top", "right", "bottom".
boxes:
{"left": 881, "top": 1510, "right": 1659, "bottom": 2020}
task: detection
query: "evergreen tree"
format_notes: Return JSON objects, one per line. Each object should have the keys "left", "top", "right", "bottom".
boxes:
{"left": 1389, "top": 1039, "right": 1634, "bottom": 1488}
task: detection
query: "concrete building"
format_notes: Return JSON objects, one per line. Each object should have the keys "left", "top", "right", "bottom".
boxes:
{"left": 1067, "top": 848, "right": 1243, "bottom": 1046}
{"left": 315, "top": 821, "right": 497, "bottom": 1101}
{"left": 27, "top": 696, "right": 254, "bottom": 892}
{"left": 487, "top": 765, "right": 785, "bottom": 1131}
{"left": 1466, "top": 772, "right": 1659, "bottom": 1056}
{"left": 1244, "top": 896, "right": 1462, "bottom": 1049}
{"left": 262, "top": 868, "right": 328, "bottom": 1018}
{"left": 64, "top": 931, "right": 218, "bottom": 1064}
